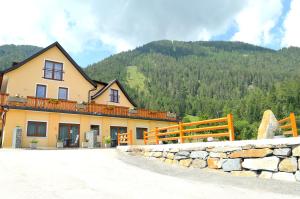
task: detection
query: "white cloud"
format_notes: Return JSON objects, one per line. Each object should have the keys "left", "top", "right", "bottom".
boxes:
{"left": 0, "top": 0, "right": 288, "bottom": 54}
{"left": 281, "top": 0, "right": 300, "bottom": 47}
{"left": 231, "top": 0, "right": 283, "bottom": 45}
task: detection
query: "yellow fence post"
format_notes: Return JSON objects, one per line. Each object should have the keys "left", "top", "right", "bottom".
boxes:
{"left": 227, "top": 113, "right": 235, "bottom": 141}
{"left": 155, "top": 127, "right": 159, "bottom": 145}
{"left": 179, "top": 122, "right": 184, "bottom": 144}
{"left": 290, "top": 112, "right": 298, "bottom": 137}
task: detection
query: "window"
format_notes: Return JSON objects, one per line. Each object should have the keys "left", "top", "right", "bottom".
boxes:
{"left": 110, "top": 89, "right": 119, "bottom": 103}
{"left": 136, "top": 127, "right": 147, "bottom": 140}
{"left": 44, "top": 60, "right": 63, "bottom": 80}
{"left": 36, "top": 84, "right": 46, "bottom": 98}
{"left": 90, "top": 125, "right": 100, "bottom": 136}
{"left": 58, "top": 87, "right": 68, "bottom": 100}
{"left": 27, "top": 121, "right": 47, "bottom": 137}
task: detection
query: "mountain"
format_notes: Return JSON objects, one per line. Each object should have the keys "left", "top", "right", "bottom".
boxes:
{"left": 85, "top": 40, "right": 300, "bottom": 139}
{"left": 0, "top": 44, "right": 42, "bottom": 70}
{"left": 0, "top": 41, "right": 299, "bottom": 140}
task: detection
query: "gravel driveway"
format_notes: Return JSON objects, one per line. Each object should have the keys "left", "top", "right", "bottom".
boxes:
{"left": 0, "top": 149, "right": 298, "bottom": 199}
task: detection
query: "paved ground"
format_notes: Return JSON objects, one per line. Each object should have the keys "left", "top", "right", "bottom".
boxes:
{"left": 0, "top": 149, "right": 299, "bottom": 199}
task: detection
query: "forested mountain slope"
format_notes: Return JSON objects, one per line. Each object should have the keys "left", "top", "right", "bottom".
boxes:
{"left": 85, "top": 40, "right": 300, "bottom": 139}
{"left": 0, "top": 44, "right": 42, "bottom": 70}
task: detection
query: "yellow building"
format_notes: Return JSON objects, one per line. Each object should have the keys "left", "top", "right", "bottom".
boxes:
{"left": 0, "top": 42, "right": 177, "bottom": 148}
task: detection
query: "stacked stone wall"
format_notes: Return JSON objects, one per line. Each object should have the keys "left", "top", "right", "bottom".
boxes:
{"left": 118, "top": 138, "right": 300, "bottom": 182}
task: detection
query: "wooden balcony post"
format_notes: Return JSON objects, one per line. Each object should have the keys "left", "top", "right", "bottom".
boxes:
{"left": 290, "top": 112, "right": 298, "bottom": 137}
{"left": 227, "top": 113, "right": 235, "bottom": 141}
{"left": 179, "top": 122, "right": 184, "bottom": 144}
{"left": 143, "top": 131, "right": 147, "bottom": 145}
{"left": 155, "top": 127, "right": 159, "bottom": 145}
{"left": 129, "top": 130, "right": 133, "bottom": 145}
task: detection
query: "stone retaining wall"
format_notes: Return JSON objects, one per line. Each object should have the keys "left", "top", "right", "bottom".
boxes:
{"left": 117, "top": 137, "right": 300, "bottom": 182}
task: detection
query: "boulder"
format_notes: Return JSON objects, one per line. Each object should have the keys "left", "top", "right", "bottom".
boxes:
{"left": 279, "top": 158, "right": 297, "bottom": 173}
{"left": 190, "top": 151, "right": 208, "bottom": 159}
{"left": 174, "top": 155, "right": 187, "bottom": 160}
{"left": 152, "top": 152, "right": 162, "bottom": 158}
{"left": 166, "top": 153, "right": 175, "bottom": 160}
{"left": 169, "top": 148, "right": 179, "bottom": 153}
{"left": 257, "top": 110, "right": 279, "bottom": 139}
{"left": 259, "top": 171, "right": 273, "bottom": 179}
{"left": 179, "top": 159, "right": 192, "bottom": 167}
{"left": 209, "top": 152, "right": 227, "bottom": 158}
{"left": 172, "top": 160, "right": 179, "bottom": 164}
{"left": 162, "top": 151, "right": 168, "bottom": 158}
{"left": 229, "top": 148, "right": 273, "bottom": 158}
{"left": 273, "top": 148, "right": 291, "bottom": 156}
{"left": 292, "top": 145, "right": 300, "bottom": 156}
{"left": 165, "top": 159, "right": 173, "bottom": 164}
{"left": 222, "top": 159, "right": 242, "bottom": 171}
{"left": 144, "top": 152, "right": 151, "bottom": 157}
{"left": 191, "top": 159, "right": 207, "bottom": 169}
{"left": 272, "top": 172, "right": 296, "bottom": 182}
{"left": 242, "top": 145, "right": 253, "bottom": 150}
{"left": 207, "top": 157, "right": 223, "bottom": 169}
{"left": 181, "top": 147, "right": 206, "bottom": 151}
{"left": 242, "top": 156, "right": 280, "bottom": 171}
{"left": 152, "top": 148, "right": 164, "bottom": 152}
{"left": 207, "top": 146, "right": 242, "bottom": 153}
{"left": 295, "top": 171, "right": 300, "bottom": 182}
{"left": 231, "top": 171, "right": 257, "bottom": 177}
{"left": 176, "top": 151, "right": 190, "bottom": 157}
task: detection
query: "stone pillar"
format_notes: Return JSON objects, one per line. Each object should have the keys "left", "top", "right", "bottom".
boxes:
{"left": 257, "top": 110, "right": 279, "bottom": 139}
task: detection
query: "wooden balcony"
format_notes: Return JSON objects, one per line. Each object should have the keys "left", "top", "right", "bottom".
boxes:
{"left": 0, "top": 94, "right": 177, "bottom": 121}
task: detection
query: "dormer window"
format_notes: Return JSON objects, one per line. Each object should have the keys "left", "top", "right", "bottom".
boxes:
{"left": 44, "top": 60, "right": 63, "bottom": 81}
{"left": 110, "top": 89, "right": 119, "bottom": 103}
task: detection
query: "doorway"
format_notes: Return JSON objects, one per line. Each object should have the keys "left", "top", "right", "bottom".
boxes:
{"left": 58, "top": 123, "right": 80, "bottom": 147}
{"left": 110, "top": 126, "right": 127, "bottom": 147}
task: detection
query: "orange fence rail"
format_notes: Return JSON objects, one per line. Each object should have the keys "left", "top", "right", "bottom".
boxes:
{"left": 278, "top": 112, "right": 298, "bottom": 137}
{"left": 118, "top": 130, "right": 133, "bottom": 145}
{"left": 144, "top": 114, "right": 235, "bottom": 145}
{"left": 0, "top": 93, "right": 177, "bottom": 121}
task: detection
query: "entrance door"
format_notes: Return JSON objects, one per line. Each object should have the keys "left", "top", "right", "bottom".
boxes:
{"left": 110, "top": 126, "right": 127, "bottom": 147}
{"left": 59, "top": 123, "right": 80, "bottom": 147}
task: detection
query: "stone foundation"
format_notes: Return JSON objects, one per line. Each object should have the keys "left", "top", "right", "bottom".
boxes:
{"left": 117, "top": 137, "right": 300, "bottom": 182}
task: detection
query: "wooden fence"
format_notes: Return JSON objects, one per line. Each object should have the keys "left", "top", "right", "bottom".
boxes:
{"left": 278, "top": 112, "right": 298, "bottom": 137}
{"left": 118, "top": 130, "right": 133, "bottom": 145}
{"left": 144, "top": 114, "right": 235, "bottom": 145}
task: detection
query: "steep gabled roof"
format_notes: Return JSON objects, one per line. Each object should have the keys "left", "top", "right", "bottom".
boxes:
{"left": 91, "top": 79, "right": 137, "bottom": 107}
{"left": 92, "top": 79, "right": 108, "bottom": 86}
{"left": 1, "top": 41, "right": 97, "bottom": 87}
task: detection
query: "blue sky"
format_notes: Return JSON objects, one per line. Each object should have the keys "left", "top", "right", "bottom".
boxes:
{"left": 0, "top": 0, "right": 300, "bottom": 67}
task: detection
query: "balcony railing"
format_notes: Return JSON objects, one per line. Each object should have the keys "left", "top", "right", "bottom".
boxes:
{"left": 0, "top": 93, "right": 177, "bottom": 121}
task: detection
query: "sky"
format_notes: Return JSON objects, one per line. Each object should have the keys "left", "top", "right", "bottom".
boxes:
{"left": 0, "top": 0, "right": 300, "bottom": 67}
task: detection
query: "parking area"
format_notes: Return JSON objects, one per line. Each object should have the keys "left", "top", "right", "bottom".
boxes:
{"left": 0, "top": 149, "right": 299, "bottom": 199}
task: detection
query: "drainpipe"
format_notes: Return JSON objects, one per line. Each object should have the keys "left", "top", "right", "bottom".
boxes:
{"left": 0, "top": 106, "right": 8, "bottom": 147}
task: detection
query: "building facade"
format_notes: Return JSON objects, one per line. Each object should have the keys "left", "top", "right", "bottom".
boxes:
{"left": 0, "top": 42, "right": 177, "bottom": 148}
